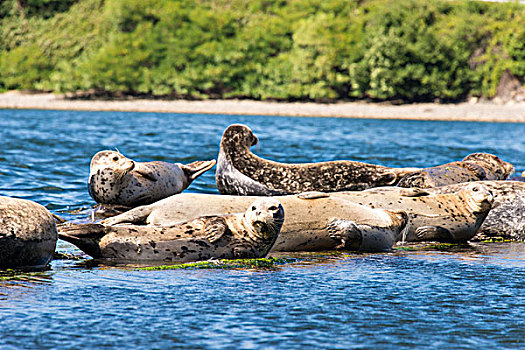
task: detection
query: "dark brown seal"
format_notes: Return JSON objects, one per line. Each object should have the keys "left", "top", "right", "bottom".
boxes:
{"left": 215, "top": 124, "right": 419, "bottom": 195}
{"left": 58, "top": 198, "right": 284, "bottom": 262}
{"left": 0, "top": 196, "right": 58, "bottom": 269}
{"left": 397, "top": 153, "right": 514, "bottom": 188}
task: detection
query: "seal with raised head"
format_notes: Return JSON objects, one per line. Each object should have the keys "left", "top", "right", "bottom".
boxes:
{"left": 58, "top": 198, "right": 284, "bottom": 262}
{"left": 102, "top": 192, "right": 408, "bottom": 252}
{"left": 426, "top": 180, "right": 525, "bottom": 241}
{"left": 215, "top": 124, "right": 419, "bottom": 195}
{"left": 0, "top": 196, "right": 58, "bottom": 269}
{"left": 330, "top": 182, "right": 494, "bottom": 242}
{"left": 397, "top": 153, "right": 514, "bottom": 189}
{"left": 88, "top": 150, "right": 216, "bottom": 207}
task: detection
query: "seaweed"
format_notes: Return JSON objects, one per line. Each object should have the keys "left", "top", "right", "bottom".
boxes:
{"left": 137, "top": 257, "right": 297, "bottom": 271}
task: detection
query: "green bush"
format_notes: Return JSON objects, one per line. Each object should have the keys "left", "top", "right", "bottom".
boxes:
{"left": 0, "top": 0, "right": 523, "bottom": 101}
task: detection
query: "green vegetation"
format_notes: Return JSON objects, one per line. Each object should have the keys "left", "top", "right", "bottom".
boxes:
{"left": 137, "top": 257, "right": 297, "bottom": 270}
{"left": 1, "top": 0, "right": 523, "bottom": 101}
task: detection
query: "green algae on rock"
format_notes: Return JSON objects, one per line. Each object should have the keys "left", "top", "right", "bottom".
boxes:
{"left": 137, "top": 257, "right": 297, "bottom": 271}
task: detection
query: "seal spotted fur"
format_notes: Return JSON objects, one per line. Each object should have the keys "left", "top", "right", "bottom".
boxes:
{"left": 330, "top": 183, "right": 494, "bottom": 242}
{"left": 215, "top": 124, "right": 419, "bottom": 195}
{"left": 0, "top": 196, "right": 58, "bottom": 269}
{"left": 426, "top": 181, "right": 525, "bottom": 241}
{"left": 88, "top": 150, "right": 215, "bottom": 206}
{"left": 397, "top": 153, "right": 514, "bottom": 188}
{"left": 102, "top": 192, "right": 408, "bottom": 252}
{"left": 58, "top": 198, "right": 284, "bottom": 262}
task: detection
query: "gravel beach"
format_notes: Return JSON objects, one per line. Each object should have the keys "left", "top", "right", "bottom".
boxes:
{"left": 1, "top": 91, "right": 524, "bottom": 122}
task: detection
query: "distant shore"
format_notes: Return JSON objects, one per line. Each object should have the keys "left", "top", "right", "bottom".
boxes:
{"left": 1, "top": 91, "right": 524, "bottom": 123}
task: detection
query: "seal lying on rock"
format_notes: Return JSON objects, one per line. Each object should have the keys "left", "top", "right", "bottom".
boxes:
{"left": 215, "top": 124, "right": 419, "bottom": 195}
{"left": 330, "top": 183, "right": 494, "bottom": 242}
{"left": 426, "top": 181, "right": 525, "bottom": 241}
{"left": 397, "top": 153, "right": 514, "bottom": 188}
{"left": 102, "top": 193, "right": 408, "bottom": 252}
{"left": 59, "top": 198, "right": 284, "bottom": 262}
{"left": 0, "top": 196, "right": 58, "bottom": 269}
{"left": 88, "top": 150, "right": 216, "bottom": 206}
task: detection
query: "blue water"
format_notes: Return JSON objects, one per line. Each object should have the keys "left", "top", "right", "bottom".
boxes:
{"left": 1, "top": 109, "right": 524, "bottom": 349}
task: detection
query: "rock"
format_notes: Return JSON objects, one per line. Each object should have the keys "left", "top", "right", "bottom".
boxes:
{"left": 0, "top": 197, "right": 58, "bottom": 270}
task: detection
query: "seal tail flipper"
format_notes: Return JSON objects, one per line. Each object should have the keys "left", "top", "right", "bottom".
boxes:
{"left": 180, "top": 159, "right": 216, "bottom": 181}
{"left": 58, "top": 223, "right": 107, "bottom": 258}
{"left": 414, "top": 226, "right": 454, "bottom": 242}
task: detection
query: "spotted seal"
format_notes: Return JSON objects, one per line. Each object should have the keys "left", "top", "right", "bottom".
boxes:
{"left": 102, "top": 193, "right": 408, "bottom": 252}
{"left": 88, "top": 150, "right": 216, "bottom": 206}
{"left": 397, "top": 153, "right": 514, "bottom": 189}
{"left": 58, "top": 198, "right": 284, "bottom": 262}
{"left": 329, "top": 183, "right": 494, "bottom": 242}
{"left": 215, "top": 124, "right": 419, "bottom": 195}
{"left": 0, "top": 196, "right": 58, "bottom": 269}
{"left": 426, "top": 181, "right": 525, "bottom": 241}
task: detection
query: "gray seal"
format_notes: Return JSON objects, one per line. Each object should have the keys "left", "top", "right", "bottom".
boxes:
{"left": 215, "top": 124, "right": 419, "bottom": 195}
{"left": 330, "top": 182, "right": 494, "bottom": 243}
{"left": 58, "top": 198, "right": 284, "bottom": 262}
{"left": 0, "top": 196, "right": 58, "bottom": 269}
{"left": 397, "top": 153, "right": 514, "bottom": 188}
{"left": 102, "top": 192, "right": 408, "bottom": 252}
{"left": 426, "top": 181, "right": 525, "bottom": 241}
{"left": 88, "top": 150, "right": 216, "bottom": 206}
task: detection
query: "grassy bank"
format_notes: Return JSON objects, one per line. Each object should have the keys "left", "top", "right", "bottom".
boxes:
{"left": 1, "top": 0, "right": 523, "bottom": 102}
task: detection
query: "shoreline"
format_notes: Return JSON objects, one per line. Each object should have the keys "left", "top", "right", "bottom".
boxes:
{"left": 1, "top": 91, "right": 524, "bottom": 123}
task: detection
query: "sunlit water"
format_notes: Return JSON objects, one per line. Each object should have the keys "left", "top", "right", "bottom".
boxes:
{"left": 0, "top": 109, "right": 524, "bottom": 349}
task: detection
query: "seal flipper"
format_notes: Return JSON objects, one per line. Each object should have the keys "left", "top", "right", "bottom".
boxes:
{"left": 102, "top": 205, "right": 154, "bottom": 225}
{"left": 204, "top": 217, "right": 228, "bottom": 243}
{"left": 414, "top": 226, "right": 454, "bottom": 242}
{"left": 58, "top": 224, "right": 107, "bottom": 258}
{"left": 180, "top": 160, "right": 216, "bottom": 181}
{"left": 297, "top": 191, "right": 329, "bottom": 200}
{"left": 327, "top": 219, "right": 363, "bottom": 250}
{"left": 397, "top": 188, "right": 431, "bottom": 197}
{"left": 134, "top": 167, "right": 158, "bottom": 182}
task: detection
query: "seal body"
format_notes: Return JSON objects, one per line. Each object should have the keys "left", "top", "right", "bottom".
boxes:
{"left": 59, "top": 198, "right": 284, "bottom": 262}
{"left": 102, "top": 192, "right": 408, "bottom": 252}
{"left": 88, "top": 150, "right": 215, "bottom": 206}
{"left": 0, "top": 196, "right": 58, "bottom": 269}
{"left": 426, "top": 181, "right": 525, "bottom": 241}
{"left": 215, "top": 124, "right": 419, "bottom": 195}
{"left": 397, "top": 153, "right": 514, "bottom": 188}
{"left": 330, "top": 183, "right": 494, "bottom": 242}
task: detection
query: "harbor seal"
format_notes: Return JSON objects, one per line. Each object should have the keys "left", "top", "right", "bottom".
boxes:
{"left": 102, "top": 192, "right": 408, "bottom": 252}
{"left": 88, "top": 150, "right": 216, "bottom": 206}
{"left": 58, "top": 198, "right": 284, "bottom": 262}
{"left": 397, "top": 153, "right": 514, "bottom": 188}
{"left": 330, "top": 183, "right": 494, "bottom": 242}
{"left": 0, "top": 196, "right": 58, "bottom": 269}
{"left": 426, "top": 181, "right": 525, "bottom": 241}
{"left": 215, "top": 124, "right": 419, "bottom": 195}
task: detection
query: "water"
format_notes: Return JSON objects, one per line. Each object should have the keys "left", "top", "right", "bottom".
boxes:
{"left": 0, "top": 109, "right": 524, "bottom": 349}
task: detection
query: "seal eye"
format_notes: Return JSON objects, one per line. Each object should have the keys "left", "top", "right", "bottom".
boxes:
{"left": 251, "top": 206, "right": 256, "bottom": 211}
{"left": 472, "top": 187, "right": 478, "bottom": 192}
{"left": 268, "top": 206, "right": 278, "bottom": 211}
{"left": 112, "top": 156, "right": 119, "bottom": 162}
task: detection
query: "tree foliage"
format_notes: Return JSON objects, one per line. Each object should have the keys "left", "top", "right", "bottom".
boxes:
{"left": 0, "top": 0, "right": 523, "bottom": 101}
